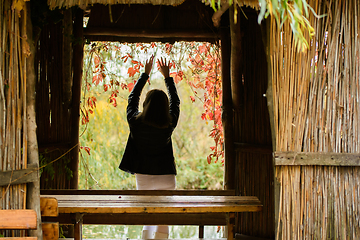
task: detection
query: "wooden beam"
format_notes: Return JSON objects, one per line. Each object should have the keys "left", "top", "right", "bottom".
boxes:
{"left": 1, "top": 238, "right": 37, "bottom": 240}
{"left": 229, "top": 5, "right": 243, "bottom": 112}
{"left": 43, "top": 212, "right": 228, "bottom": 226}
{"left": 0, "top": 210, "right": 37, "bottom": 230}
{"left": 220, "top": 24, "right": 235, "bottom": 191}
{"left": 274, "top": 152, "right": 360, "bottom": 166}
{"left": 40, "top": 197, "right": 58, "bottom": 217}
{"left": 40, "top": 189, "right": 236, "bottom": 196}
{"left": 0, "top": 166, "right": 38, "bottom": 187}
{"left": 42, "top": 222, "right": 59, "bottom": 240}
{"left": 83, "top": 27, "right": 219, "bottom": 39}
{"left": 69, "top": 8, "right": 84, "bottom": 189}
{"left": 25, "top": 2, "right": 42, "bottom": 239}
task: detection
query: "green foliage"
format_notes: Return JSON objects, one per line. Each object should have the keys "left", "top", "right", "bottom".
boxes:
{"left": 79, "top": 78, "right": 223, "bottom": 190}
{"left": 258, "top": 0, "right": 319, "bottom": 51}
{"left": 39, "top": 151, "right": 73, "bottom": 182}
{"left": 210, "top": 0, "right": 322, "bottom": 52}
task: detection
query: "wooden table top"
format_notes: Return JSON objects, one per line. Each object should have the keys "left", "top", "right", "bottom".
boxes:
{"left": 41, "top": 195, "right": 262, "bottom": 214}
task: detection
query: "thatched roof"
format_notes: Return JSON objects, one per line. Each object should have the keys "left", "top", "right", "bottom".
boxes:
{"left": 48, "top": 0, "right": 259, "bottom": 10}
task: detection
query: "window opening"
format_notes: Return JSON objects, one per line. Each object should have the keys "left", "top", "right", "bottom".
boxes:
{"left": 78, "top": 41, "right": 225, "bottom": 239}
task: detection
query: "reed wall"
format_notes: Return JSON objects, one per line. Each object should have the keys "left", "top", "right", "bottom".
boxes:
{"left": 35, "top": 19, "right": 74, "bottom": 190}
{"left": 0, "top": 0, "right": 28, "bottom": 209}
{"left": 234, "top": 9, "right": 274, "bottom": 238}
{"left": 0, "top": 0, "right": 28, "bottom": 237}
{"left": 270, "top": 0, "right": 360, "bottom": 239}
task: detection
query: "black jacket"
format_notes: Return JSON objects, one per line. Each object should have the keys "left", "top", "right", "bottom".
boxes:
{"left": 119, "top": 73, "right": 180, "bottom": 175}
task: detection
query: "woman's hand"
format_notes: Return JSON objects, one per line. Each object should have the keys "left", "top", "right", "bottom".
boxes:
{"left": 144, "top": 55, "right": 154, "bottom": 75}
{"left": 158, "top": 57, "right": 170, "bottom": 79}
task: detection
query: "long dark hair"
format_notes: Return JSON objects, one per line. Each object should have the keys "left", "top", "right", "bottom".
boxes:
{"left": 136, "top": 89, "right": 172, "bottom": 128}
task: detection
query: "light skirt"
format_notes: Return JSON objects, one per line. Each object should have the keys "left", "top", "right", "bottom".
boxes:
{"left": 135, "top": 173, "right": 176, "bottom": 236}
{"left": 135, "top": 174, "right": 176, "bottom": 190}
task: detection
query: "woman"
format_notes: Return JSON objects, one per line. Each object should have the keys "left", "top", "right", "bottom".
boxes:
{"left": 119, "top": 56, "right": 180, "bottom": 239}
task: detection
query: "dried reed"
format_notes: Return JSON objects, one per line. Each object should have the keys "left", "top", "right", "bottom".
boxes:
{"left": 0, "top": 0, "right": 28, "bottom": 222}
{"left": 270, "top": 0, "right": 360, "bottom": 238}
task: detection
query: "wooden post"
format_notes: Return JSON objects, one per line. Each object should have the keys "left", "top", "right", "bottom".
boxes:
{"left": 63, "top": 9, "right": 73, "bottom": 108}
{"left": 229, "top": 5, "right": 243, "bottom": 111}
{"left": 25, "top": 2, "right": 42, "bottom": 240}
{"left": 227, "top": 5, "right": 243, "bottom": 190}
{"left": 70, "top": 8, "right": 84, "bottom": 189}
{"left": 263, "top": 17, "right": 278, "bottom": 235}
{"left": 221, "top": 24, "right": 235, "bottom": 191}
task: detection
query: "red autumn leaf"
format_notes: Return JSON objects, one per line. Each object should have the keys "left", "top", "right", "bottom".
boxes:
{"left": 87, "top": 96, "right": 97, "bottom": 108}
{"left": 121, "top": 83, "right": 128, "bottom": 90}
{"left": 94, "top": 55, "right": 100, "bottom": 66}
{"left": 80, "top": 146, "right": 91, "bottom": 155}
{"left": 190, "top": 96, "right": 195, "bottom": 103}
{"left": 128, "top": 67, "right": 138, "bottom": 77}
{"left": 127, "top": 82, "right": 135, "bottom": 92}
{"left": 207, "top": 155, "right": 212, "bottom": 164}
{"left": 109, "top": 97, "right": 117, "bottom": 107}
{"left": 92, "top": 74, "right": 102, "bottom": 85}
{"left": 121, "top": 53, "right": 133, "bottom": 63}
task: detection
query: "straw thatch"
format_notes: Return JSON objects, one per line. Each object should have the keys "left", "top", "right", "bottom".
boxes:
{"left": 269, "top": 0, "right": 360, "bottom": 238}
{"left": 48, "top": 0, "right": 187, "bottom": 9}
{"left": 47, "top": 0, "right": 260, "bottom": 10}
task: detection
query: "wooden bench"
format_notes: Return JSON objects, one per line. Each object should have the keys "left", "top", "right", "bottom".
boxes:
{"left": 40, "top": 190, "right": 262, "bottom": 240}
{"left": 40, "top": 197, "right": 60, "bottom": 240}
{"left": 0, "top": 199, "right": 60, "bottom": 240}
{"left": 41, "top": 190, "right": 235, "bottom": 238}
{"left": 0, "top": 209, "right": 37, "bottom": 240}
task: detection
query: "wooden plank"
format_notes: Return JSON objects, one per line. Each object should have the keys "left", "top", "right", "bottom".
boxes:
{"left": 274, "top": 152, "right": 360, "bottom": 166}
{"left": 43, "top": 212, "right": 229, "bottom": 225}
{"left": 41, "top": 195, "right": 263, "bottom": 214}
{"left": 40, "top": 197, "right": 58, "bottom": 217}
{"left": 1, "top": 238, "right": 37, "bottom": 240}
{"left": 0, "top": 210, "right": 37, "bottom": 230}
{"left": 40, "top": 189, "right": 236, "bottom": 196}
{"left": 42, "top": 194, "right": 259, "bottom": 203}
{"left": 42, "top": 222, "right": 59, "bottom": 240}
{"left": 0, "top": 167, "right": 38, "bottom": 187}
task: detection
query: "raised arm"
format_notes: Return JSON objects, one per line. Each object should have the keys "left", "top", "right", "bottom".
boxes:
{"left": 158, "top": 57, "right": 170, "bottom": 79}
{"left": 127, "top": 56, "right": 154, "bottom": 123}
{"left": 157, "top": 57, "right": 180, "bottom": 127}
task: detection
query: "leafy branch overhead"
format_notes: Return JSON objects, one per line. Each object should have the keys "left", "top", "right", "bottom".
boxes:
{"left": 209, "top": 0, "right": 322, "bottom": 52}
